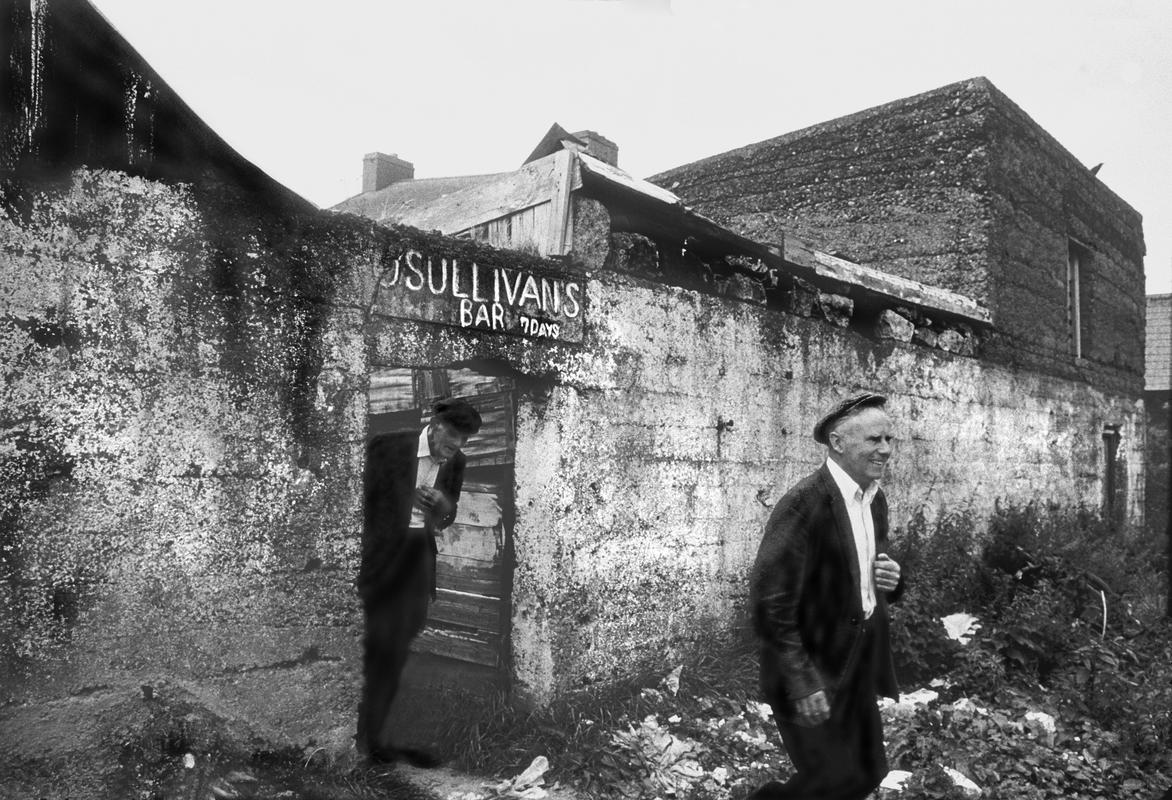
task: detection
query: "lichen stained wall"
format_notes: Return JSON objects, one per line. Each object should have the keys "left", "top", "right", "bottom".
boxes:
{"left": 364, "top": 251, "right": 1142, "bottom": 704}
{"left": 982, "top": 88, "right": 1146, "bottom": 393}
{"left": 0, "top": 168, "right": 379, "bottom": 748}
{"left": 649, "top": 78, "right": 998, "bottom": 304}
{"left": 649, "top": 78, "right": 1145, "bottom": 395}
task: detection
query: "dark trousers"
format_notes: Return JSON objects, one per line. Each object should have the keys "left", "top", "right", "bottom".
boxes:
{"left": 357, "top": 533, "right": 431, "bottom": 756}
{"left": 755, "top": 618, "right": 888, "bottom": 800}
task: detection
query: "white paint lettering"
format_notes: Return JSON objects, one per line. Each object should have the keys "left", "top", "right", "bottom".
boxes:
{"left": 500, "top": 268, "right": 524, "bottom": 306}
{"left": 474, "top": 303, "right": 491, "bottom": 327}
{"left": 519, "top": 275, "right": 542, "bottom": 308}
{"left": 540, "top": 277, "right": 560, "bottom": 314}
{"left": 451, "top": 259, "right": 469, "bottom": 299}
{"left": 427, "top": 257, "right": 447, "bottom": 294}
{"left": 459, "top": 298, "right": 474, "bottom": 327}
{"left": 471, "top": 262, "right": 488, "bottom": 303}
{"left": 491, "top": 302, "right": 505, "bottom": 330}
{"left": 563, "top": 282, "right": 581, "bottom": 318}
{"left": 404, "top": 250, "right": 425, "bottom": 291}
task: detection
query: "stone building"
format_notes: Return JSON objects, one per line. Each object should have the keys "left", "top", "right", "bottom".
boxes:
{"left": 1146, "top": 294, "right": 1171, "bottom": 537}
{"left": 0, "top": 1, "right": 1149, "bottom": 793}
{"left": 650, "top": 78, "right": 1146, "bottom": 403}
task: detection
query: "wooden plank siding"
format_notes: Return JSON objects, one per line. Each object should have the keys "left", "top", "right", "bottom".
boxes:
{"left": 367, "top": 367, "right": 514, "bottom": 671}
{"left": 389, "top": 151, "right": 581, "bottom": 238}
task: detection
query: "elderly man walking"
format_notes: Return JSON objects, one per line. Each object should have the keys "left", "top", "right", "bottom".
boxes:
{"left": 747, "top": 392, "right": 905, "bottom": 800}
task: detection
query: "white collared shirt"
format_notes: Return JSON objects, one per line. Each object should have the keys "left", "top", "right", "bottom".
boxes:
{"left": 826, "top": 458, "right": 879, "bottom": 619}
{"left": 409, "top": 426, "right": 442, "bottom": 529}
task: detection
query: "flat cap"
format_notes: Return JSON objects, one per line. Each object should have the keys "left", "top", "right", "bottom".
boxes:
{"left": 813, "top": 392, "right": 887, "bottom": 444}
{"left": 433, "top": 398, "right": 482, "bottom": 435}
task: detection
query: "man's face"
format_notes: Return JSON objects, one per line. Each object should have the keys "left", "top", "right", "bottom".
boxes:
{"left": 828, "top": 406, "right": 894, "bottom": 487}
{"left": 428, "top": 419, "right": 468, "bottom": 462}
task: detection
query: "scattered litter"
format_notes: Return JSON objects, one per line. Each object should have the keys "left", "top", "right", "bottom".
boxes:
{"left": 880, "top": 769, "right": 913, "bottom": 790}
{"left": 746, "top": 701, "right": 774, "bottom": 722}
{"left": 611, "top": 713, "right": 711, "bottom": 796}
{"left": 667, "top": 714, "right": 681, "bottom": 724}
{"left": 513, "top": 755, "right": 549, "bottom": 789}
{"left": 950, "top": 698, "right": 989, "bottom": 716}
{"left": 182, "top": 753, "right": 196, "bottom": 769}
{"left": 940, "top": 613, "right": 981, "bottom": 644}
{"left": 941, "top": 766, "right": 982, "bottom": 797}
{"left": 661, "top": 665, "right": 683, "bottom": 696}
{"left": 1024, "top": 710, "right": 1057, "bottom": 747}
{"left": 882, "top": 688, "right": 939, "bottom": 718}
{"left": 483, "top": 755, "right": 551, "bottom": 799}
{"left": 210, "top": 779, "right": 242, "bottom": 800}
{"left": 904, "top": 688, "right": 940, "bottom": 705}
{"left": 710, "top": 766, "right": 729, "bottom": 785}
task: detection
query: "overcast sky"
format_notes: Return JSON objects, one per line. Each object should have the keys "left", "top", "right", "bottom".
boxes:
{"left": 90, "top": 0, "right": 1171, "bottom": 295}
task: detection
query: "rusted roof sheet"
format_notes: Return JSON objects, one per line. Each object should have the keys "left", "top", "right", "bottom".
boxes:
{"left": 578, "top": 153, "right": 684, "bottom": 207}
{"left": 798, "top": 245, "right": 991, "bottom": 325}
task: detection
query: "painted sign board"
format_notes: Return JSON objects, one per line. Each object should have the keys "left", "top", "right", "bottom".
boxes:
{"left": 372, "top": 249, "right": 586, "bottom": 343}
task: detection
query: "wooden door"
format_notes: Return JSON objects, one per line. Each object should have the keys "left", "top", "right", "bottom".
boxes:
{"left": 367, "top": 367, "right": 514, "bottom": 671}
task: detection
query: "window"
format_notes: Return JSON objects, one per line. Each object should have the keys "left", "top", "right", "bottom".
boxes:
{"left": 1102, "top": 424, "right": 1123, "bottom": 523}
{"left": 1067, "top": 240, "right": 1091, "bottom": 358}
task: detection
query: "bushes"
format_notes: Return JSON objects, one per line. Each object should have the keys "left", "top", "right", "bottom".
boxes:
{"left": 888, "top": 508, "right": 984, "bottom": 685}
{"left": 889, "top": 501, "right": 1172, "bottom": 777}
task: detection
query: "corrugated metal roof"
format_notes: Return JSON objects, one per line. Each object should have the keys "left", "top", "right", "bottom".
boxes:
{"left": 578, "top": 153, "right": 683, "bottom": 207}
{"left": 1147, "top": 294, "right": 1172, "bottom": 391}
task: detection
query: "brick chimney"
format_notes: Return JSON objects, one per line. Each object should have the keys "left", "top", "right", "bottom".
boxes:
{"left": 571, "top": 131, "right": 618, "bottom": 167}
{"left": 363, "top": 152, "right": 414, "bottom": 193}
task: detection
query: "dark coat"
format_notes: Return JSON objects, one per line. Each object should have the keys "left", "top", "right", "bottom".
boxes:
{"left": 749, "top": 464, "right": 903, "bottom": 719}
{"left": 358, "top": 429, "right": 465, "bottom": 607}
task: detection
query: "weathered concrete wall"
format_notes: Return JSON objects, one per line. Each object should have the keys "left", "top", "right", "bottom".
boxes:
{"left": 650, "top": 78, "right": 1145, "bottom": 395}
{"left": 2, "top": 166, "right": 1145, "bottom": 745}
{"left": 651, "top": 81, "right": 995, "bottom": 303}
{"left": 0, "top": 169, "right": 376, "bottom": 754}
{"left": 982, "top": 83, "right": 1145, "bottom": 393}
{"left": 362, "top": 247, "right": 1143, "bottom": 703}
{"left": 2, "top": 2, "right": 1151, "bottom": 770}
{"left": 1147, "top": 390, "right": 1170, "bottom": 538}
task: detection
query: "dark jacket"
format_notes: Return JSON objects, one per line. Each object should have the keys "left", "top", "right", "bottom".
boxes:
{"left": 358, "top": 429, "right": 465, "bottom": 607}
{"left": 749, "top": 464, "right": 903, "bottom": 719}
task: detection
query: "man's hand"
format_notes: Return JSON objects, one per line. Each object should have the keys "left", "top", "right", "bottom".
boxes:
{"left": 415, "top": 487, "right": 453, "bottom": 521}
{"left": 874, "top": 552, "right": 901, "bottom": 593}
{"left": 794, "top": 689, "right": 830, "bottom": 727}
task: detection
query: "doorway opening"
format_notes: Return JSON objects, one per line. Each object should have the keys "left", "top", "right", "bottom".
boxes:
{"left": 362, "top": 364, "right": 516, "bottom": 748}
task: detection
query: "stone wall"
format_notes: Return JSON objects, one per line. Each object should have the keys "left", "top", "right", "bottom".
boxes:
{"left": 0, "top": 0, "right": 1151, "bottom": 767}
{"left": 361, "top": 232, "right": 1144, "bottom": 702}
{"left": 1, "top": 162, "right": 1146, "bottom": 744}
{"left": 1147, "top": 390, "right": 1171, "bottom": 538}
{"left": 0, "top": 169, "right": 379, "bottom": 752}
{"left": 982, "top": 83, "right": 1145, "bottom": 394}
{"left": 649, "top": 78, "right": 1145, "bottom": 395}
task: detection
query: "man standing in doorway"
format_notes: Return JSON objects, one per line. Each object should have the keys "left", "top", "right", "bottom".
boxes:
{"left": 747, "top": 392, "right": 904, "bottom": 800}
{"left": 357, "top": 398, "right": 482, "bottom": 765}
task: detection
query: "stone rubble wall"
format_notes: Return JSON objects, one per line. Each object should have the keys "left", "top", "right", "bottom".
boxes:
{"left": 0, "top": 165, "right": 1144, "bottom": 740}
{"left": 363, "top": 232, "right": 1143, "bottom": 703}
{"left": 649, "top": 78, "right": 1145, "bottom": 396}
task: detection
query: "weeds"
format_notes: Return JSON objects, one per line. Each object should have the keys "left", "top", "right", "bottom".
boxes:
{"left": 429, "top": 503, "right": 1170, "bottom": 799}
